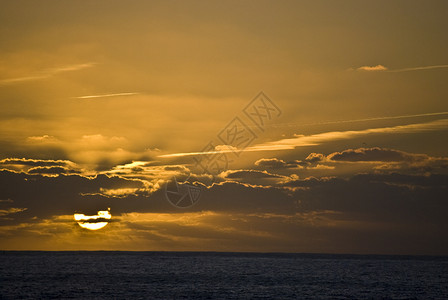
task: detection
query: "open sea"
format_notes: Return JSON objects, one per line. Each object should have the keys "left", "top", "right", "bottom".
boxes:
{"left": 0, "top": 251, "right": 447, "bottom": 299}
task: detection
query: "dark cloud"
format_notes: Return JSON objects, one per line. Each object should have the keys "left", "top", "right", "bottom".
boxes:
{"left": 255, "top": 158, "right": 294, "bottom": 169}
{"left": 163, "top": 165, "right": 189, "bottom": 172}
{"left": 199, "top": 182, "right": 296, "bottom": 214}
{"left": 283, "top": 176, "right": 341, "bottom": 188}
{"left": 303, "top": 153, "right": 325, "bottom": 164}
{"left": 352, "top": 172, "right": 448, "bottom": 187}
{"left": 222, "top": 170, "right": 283, "bottom": 179}
{"left": 218, "top": 169, "right": 289, "bottom": 187}
{"left": 0, "top": 142, "right": 69, "bottom": 162}
{"left": 256, "top": 148, "right": 448, "bottom": 174}
{"left": 1, "top": 164, "right": 446, "bottom": 222}
{"left": 285, "top": 173, "right": 448, "bottom": 225}
{"left": 254, "top": 153, "right": 325, "bottom": 170}
{"left": 0, "top": 158, "right": 74, "bottom": 167}
{"left": 1, "top": 150, "right": 447, "bottom": 254}
{"left": 0, "top": 170, "right": 169, "bottom": 225}
{"left": 323, "top": 147, "right": 448, "bottom": 174}
{"left": 327, "top": 147, "right": 427, "bottom": 162}
{"left": 27, "top": 166, "right": 80, "bottom": 175}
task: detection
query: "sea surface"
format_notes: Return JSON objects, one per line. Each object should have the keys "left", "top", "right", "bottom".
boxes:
{"left": 0, "top": 251, "right": 447, "bottom": 299}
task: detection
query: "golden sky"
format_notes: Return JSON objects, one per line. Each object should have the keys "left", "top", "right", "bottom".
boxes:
{"left": 0, "top": 0, "right": 447, "bottom": 254}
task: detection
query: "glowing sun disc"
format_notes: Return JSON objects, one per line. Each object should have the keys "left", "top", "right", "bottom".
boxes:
{"left": 74, "top": 209, "right": 111, "bottom": 230}
{"left": 77, "top": 222, "right": 109, "bottom": 230}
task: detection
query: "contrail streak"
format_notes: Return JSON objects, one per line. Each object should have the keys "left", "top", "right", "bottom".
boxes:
{"left": 387, "top": 64, "right": 448, "bottom": 72}
{"left": 0, "top": 63, "right": 96, "bottom": 85}
{"left": 268, "top": 111, "right": 448, "bottom": 128}
{"left": 75, "top": 92, "right": 140, "bottom": 99}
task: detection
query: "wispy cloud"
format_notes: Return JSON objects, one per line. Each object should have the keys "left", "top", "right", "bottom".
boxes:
{"left": 0, "top": 207, "right": 27, "bottom": 216}
{"left": 159, "top": 148, "right": 249, "bottom": 158}
{"left": 247, "top": 118, "right": 448, "bottom": 152}
{"left": 0, "top": 62, "right": 96, "bottom": 85}
{"left": 47, "top": 63, "right": 95, "bottom": 73}
{"left": 247, "top": 119, "right": 448, "bottom": 151}
{"left": 159, "top": 118, "right": 448, "bottom": 158}
{"left": 355, "top": 64, "right": 448, "bottom": 73}
{"left": 74, "top": 92, "right": 140, "bottom": 99}
{"left": 27, "top": 135, "right": 59, "bottom": 143}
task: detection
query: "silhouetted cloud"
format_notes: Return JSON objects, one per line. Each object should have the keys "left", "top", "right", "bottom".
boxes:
{"left": 0, "top": 170, "right": 163, "bottom": 225}
{"left": 255, "top": 158, "right": 292, "bottom": 169}
{"left": 200, "top": 181, "right": 295, "bottom": 214}
{"left": 221, "top": 169, "right": 283, "bottom": 179}
{"left": 323, "top": 147, "right": 448, "bottom": 172}
{"left": 327, "top": 147, "right": 426, "bottom": 162}
{"left": 27, "top": 166, "right": 80, "bottom": 175}
{"left": 0, "top": 158, "right": 75, "bottom": 167}
{"left": 255, "top": 148, "right": 448, "bottom": 174}
{"left": 255, "top": 153, "right": 326, "bottom": 170}
{"left": 1, "top": 156, "right": 447, "bottom": 253}
{"left": 283, "top": 173, "right": 448, "bottom": 224}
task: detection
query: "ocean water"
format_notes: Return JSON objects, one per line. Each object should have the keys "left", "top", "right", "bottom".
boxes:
{"left": 0, "top": 252, "right": 447, "bottom": 299}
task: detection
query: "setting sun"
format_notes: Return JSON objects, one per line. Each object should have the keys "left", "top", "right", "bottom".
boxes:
{"left": 74, "top": 209, "right": 112, "bottom": 230}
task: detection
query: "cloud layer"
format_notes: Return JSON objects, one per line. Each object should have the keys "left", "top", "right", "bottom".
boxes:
{"left": 0, "top": 146, "right": 447, "bottom": 254}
